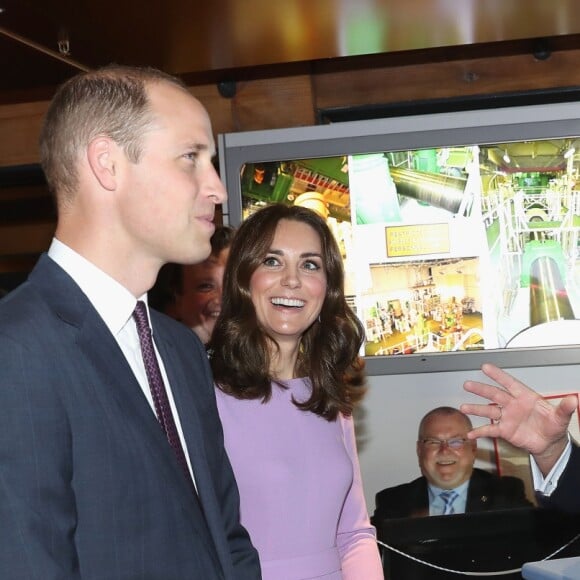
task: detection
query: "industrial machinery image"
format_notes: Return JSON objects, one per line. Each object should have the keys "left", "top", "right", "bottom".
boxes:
{"left": 237, "top": 136, "right": 580, "bottom": 357}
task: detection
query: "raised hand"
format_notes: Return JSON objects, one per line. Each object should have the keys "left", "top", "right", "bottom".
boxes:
{"left": 461, "top": 363, "right": 577, "bottom": 475}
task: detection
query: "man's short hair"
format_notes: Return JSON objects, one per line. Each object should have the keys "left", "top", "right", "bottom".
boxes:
{"left": 418, "top": 406, "right": 473, "bottom": 438}
{"left": 39, "top": 65, "right": 188, "bottom": 202}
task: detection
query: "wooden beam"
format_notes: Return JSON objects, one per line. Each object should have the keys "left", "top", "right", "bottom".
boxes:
{"left": 0, "top": 222, "right": 55, "bottom": 255}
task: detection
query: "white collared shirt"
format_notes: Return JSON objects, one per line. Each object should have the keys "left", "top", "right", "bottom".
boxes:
{"left": 530, "top": 436, "right": 572, "bottom": 496}
{"left": 48, "top": 238, "right": 196, "bottom": 484}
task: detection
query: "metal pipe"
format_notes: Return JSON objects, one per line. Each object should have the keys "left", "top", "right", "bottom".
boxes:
{"left": 529, "top": 256, "right": 574, "bottom": 326}
{"left": 390, "top": 167, "right": 466, "bottom": 213}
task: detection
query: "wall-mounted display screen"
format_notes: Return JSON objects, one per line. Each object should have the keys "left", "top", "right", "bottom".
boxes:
{"left": 219, "top": 101, "right": 580, "bottom": 374}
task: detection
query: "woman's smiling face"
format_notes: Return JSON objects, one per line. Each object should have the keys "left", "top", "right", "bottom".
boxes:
{"left": 249, "top": 218, "right": 327, "bottom": 347}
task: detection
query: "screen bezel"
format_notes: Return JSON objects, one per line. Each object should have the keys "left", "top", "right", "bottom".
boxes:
{"left": 218, "top": 101, "right": 580, "bottom": 376}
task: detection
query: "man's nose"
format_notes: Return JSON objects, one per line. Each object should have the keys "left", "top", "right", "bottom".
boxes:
{"left": 206, "top": 165, "right": 227, "bottom": 204}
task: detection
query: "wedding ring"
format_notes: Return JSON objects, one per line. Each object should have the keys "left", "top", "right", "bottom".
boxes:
{"left": 493, "top": 404, "right": 503, "bottom": 424}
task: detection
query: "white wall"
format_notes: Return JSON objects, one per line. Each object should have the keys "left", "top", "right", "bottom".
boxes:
{"left": 356, "top": 363, "right": 580, "bottom": 513}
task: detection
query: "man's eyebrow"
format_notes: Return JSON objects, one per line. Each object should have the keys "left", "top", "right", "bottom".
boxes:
{"left": 186, "top": 142, "right": 210, "bottom": 152}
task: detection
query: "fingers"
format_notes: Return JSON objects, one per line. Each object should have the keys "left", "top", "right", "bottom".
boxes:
{"left": 462, "top": 364, "right": 507, "bottom": 402}
{"left": 465, "top": 422, "right": 501, "bottom": 441}
{"left": 463, "top": 379, "right": 509, "bottom": 406}
{"left": 463, "top": 363, "right": 541, "bottom": 405}
{"left": 460, "top": 402, "right": 502, "bottom": 423}
{"left": 480, "top": 363, "right": 529, "bottom": 395}
{"left": 479, "top": 363, "right": 513, "bottom": 386}
{"left": 557, "top": 394, "right": 579, "bottom": 422}
{"left": 461, "top": 402, "right": 491, "bottom": 417}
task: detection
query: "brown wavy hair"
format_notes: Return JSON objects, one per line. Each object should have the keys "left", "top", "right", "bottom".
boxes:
{"left": 209, "top": 204, "right": 366, "bottom": 420}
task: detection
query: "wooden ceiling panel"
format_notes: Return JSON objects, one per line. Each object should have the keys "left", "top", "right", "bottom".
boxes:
{"left": 2, "top": 0, "right": 580, "bottom": 100}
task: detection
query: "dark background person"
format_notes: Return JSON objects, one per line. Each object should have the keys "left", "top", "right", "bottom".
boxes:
{"left": 149, "top": 225, "right": 233, "bottom": 344}
{"left": 0, "top": 65, "right": 260, "bottom": 579}
{"left": 373, "top": 406, "right": 532, "bottom": 522}
{"left": 209, "top": 204, "right": 382, "bottom": 579}
{"left": 174, "top": 225, "right": 234, "bottom": 344}
{"left": 462, "top": 363, "right": 580, "bottom": 513}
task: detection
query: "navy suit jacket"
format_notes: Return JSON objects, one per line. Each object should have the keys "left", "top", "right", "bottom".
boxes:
{"left": 541, "top": 443, "right": 580, "bottom": 513}
{"left": 0, "top": 255, "right": 261, "bottom": 579}
{"left": 372, "top": 468, "right": 532, "bottom": 522}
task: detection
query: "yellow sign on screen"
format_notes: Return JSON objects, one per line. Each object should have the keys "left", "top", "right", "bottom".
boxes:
{"left": 385, "top": 223, "right": 450, "bottom": 257}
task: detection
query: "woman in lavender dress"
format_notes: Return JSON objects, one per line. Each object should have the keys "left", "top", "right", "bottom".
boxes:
{"left": 209, "top": 204, "right": 382, "bottom": 580}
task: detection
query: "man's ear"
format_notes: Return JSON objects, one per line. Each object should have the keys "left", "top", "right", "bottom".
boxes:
{"left": 87, "top": 136, "right": 119, "bottom": 191}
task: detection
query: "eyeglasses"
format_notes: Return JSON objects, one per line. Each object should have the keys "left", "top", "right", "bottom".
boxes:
{"left": 420, "top": 437, "right": 469, "bottom": 450}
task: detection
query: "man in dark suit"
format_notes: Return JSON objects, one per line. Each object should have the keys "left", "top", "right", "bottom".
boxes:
{"left": 0, "top": 66, "right": 261, "bottom": 579}
{"left": 373, "top": 406, "right": 532, "bottom": 522}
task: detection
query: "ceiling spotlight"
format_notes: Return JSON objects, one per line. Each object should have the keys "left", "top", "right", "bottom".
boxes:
{"left": 502, "top": 150, "right": 511, "bottom": 164}
{"left": 564, "top": 147, "right": 576, "bottom": 159}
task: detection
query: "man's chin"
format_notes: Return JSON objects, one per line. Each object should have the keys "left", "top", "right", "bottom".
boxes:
{"left": 185, "top": 252, "right": 211, "bottom": 266}
{"left": 434, "top": 473, "right": 460, "bottom": 487}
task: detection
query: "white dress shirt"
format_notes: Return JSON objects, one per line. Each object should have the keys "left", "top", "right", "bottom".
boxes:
{"left": 530, "top": 436, "right": 572, "bottom": 497}
{"left": 48, "top": 238, "right": 196, "bottom": 483}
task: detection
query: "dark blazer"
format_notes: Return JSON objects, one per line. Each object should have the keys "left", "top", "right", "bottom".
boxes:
{"left": 372, "top": 468, "right": 533, "bottom": 523}
{"left": 0, "top": 255, "right": 261, "bottom": 579}
{"left": 540, "top": 443, "right": 580, "bottom": 513}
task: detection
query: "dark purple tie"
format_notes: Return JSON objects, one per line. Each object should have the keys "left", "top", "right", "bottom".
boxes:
{"left": 133, "top": 300, "right": 194, "bottom": 489}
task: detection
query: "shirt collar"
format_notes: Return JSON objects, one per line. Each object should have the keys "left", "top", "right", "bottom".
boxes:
{"left": 428, "top": 478, "right": 470, "bottom": 498}
{"left": 48, "top": 238, "right": 146, "bottom": 336}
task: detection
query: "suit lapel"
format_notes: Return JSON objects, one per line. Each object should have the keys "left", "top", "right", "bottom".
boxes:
{"left": 29, "top": 254, "right": 226, "bottom": 578}
{"left": 154, "top": 331, "right": 208, "bottom": 473}
{"left": 411, "top": 477, "right": 430, "bottom": 517}
{"left": 79, "top": 309, "right": 224, "bottom": 576}
{"left": 29, "top": 255, "right": 200, "bottom": 502}
{"left": 466, "top": 470, "right": 490, "bottom": 512}
{"left": 153, "top": 329, "right": 229, "bottom": 577}
{"left": 77, "top": 311, "right": 185, "bottom": 480}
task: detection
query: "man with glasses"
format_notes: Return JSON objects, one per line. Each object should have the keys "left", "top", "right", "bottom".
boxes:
{"left": 372, "top": 406, "right": 532, "bottom": 521}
